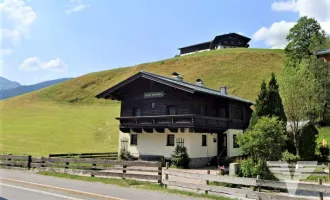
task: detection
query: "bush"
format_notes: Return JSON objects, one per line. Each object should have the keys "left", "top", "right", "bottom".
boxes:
{"left": 319, "top": 145, "right": 329, "bottom": 162}
{"left": 238, "top": 158, "right": 277, "bottom": 180}
{"left": 298, "top": 123, "right": 318, "bottom": 160}
{"left": 281, "top": 150, "right": 300, "bottom": 162}
{"left": 238, "top": 117, "right": 286, "bottom": 161}
{"left": 171, "top": 145, "right": 191, "bottom": 169}
{"left": 120, "top": 148, "right": 134, "bottom": 161}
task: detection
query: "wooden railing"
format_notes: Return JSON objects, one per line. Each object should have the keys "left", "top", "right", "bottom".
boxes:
{"left": 267, "top": 161, "right": 330, "bottom": 180}
{"left": 0, "top": 154, "right": 162, "bottom": 183}
{"left": 117, "top": 114, "right": 229, "bottom": 130}
{"left": 49, "top": 152, "right": 118, "bottom": 159}
{"left": 163, "top": 163, "right": 330, "bottom": 200}
{"left": 0, "top": 155, "right": 31, "bottom": 168}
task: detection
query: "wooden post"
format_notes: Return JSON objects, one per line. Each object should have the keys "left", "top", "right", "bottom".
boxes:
{"left": 158, "top": 164, "right": 162, "bottom": 184}
{"left": 164, "top": 162, "right": 169, "bottom": 188}
{"left": 319, "top": 178, "right": 324, "bottom": 200}
{"left": 27, "top": 155, "right": 32, "bottom": 170}
{"left": 122, "top": 165, "right": 127, "bottom": 179}
{"left": 328, "top": 164, "right": 330, "bottom": 179}
{"left": 91, "top": 163, "right": 96, "bottom": 177}
{"left": 257, "top": 175, "right": 261, "bottom": 192}
{"left": 205, "top": 170, "right": 210, "bottom": 194}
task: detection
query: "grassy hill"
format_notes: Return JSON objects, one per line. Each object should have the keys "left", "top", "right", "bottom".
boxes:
{"left": 0, "top": 48, "right": 286, "bottom": 156}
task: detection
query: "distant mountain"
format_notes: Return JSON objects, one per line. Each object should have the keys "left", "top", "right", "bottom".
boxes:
{"left": 0, "top": 78, "right": 71, "bottom": 100}
{"left": 0, "top": 77, "right": 21, "bottom": 90}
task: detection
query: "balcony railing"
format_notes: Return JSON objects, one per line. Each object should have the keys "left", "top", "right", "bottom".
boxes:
{"left": 116, "top": 114, "right": 229, "bottom": 130}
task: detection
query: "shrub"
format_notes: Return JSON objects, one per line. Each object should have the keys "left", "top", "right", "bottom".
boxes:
{"left": 281, "top": 150, "right": 300, "bottom": 162}
{"left": 171, "top": 145, "right": 191, "bottom": 169}
{"left": 238, "top": 117, "right": 286, "bottom": 161}
{"left": 239, "top": 158, "right": 277, "bottom": 180}
{"left": 120, "top": 148, "right": 134, "bottom": 161}
{"left": 319, "top": 145, "right": 329, "bottom": 162}
{"left": 298, "top": 123, "right": 318, "bottom": 160}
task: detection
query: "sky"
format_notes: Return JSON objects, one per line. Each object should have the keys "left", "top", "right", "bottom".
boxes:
{"left": 1, "top": 0, "right": 330, "bottom": 85}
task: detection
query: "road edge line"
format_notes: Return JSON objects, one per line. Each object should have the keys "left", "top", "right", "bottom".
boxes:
{"left": 0, "top": 177, "right": 126, "bottom": 200}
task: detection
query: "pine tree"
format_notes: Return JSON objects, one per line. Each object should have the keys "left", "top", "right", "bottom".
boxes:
{"left": 249, "top": 74, "right": 287, "bottom": 129}
{"left": 268, "top": 73, "right": 287, "bottom": 124}
{"left": 255, "top": 80, "right": 269, "bottom": 117}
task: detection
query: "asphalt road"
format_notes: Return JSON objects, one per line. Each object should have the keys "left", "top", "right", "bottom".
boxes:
{"left": 0, "top": 169, "right": 202, "bottom": 200}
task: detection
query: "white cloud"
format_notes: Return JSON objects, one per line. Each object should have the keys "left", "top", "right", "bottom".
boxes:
{"left": 0, "top": 48, "right": 14, "bottom": 56}
{"left": 19, "top": 57, "right": 68, "bottom": 72}
{"left": 0, "top": 0, "right": 37, "bottom": 45}
{"left": 65, "top": 0, "right": 90, "bottom": 15}
{"left": 271, "top": 0, "right": 298, "bottom": 12}
{"left": 254, "top": 0, "right": 330, "bottom": 48}
{"left": 253, "top": 21, "right": 296, "bottom": 49}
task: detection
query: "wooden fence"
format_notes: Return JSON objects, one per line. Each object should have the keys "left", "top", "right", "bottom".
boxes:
{"left": 163, "top": 163, "right": 330, "bottom": 200}
{"left": 0, "top": 155, "right": 162, "bottom": 183}
{"left": 0, "top": 155, "right": 31, "bottom": 168}
{"left": 267, "top": 161, "right": 330, "bottom": 180}
{"left": 49, "top": 152, "right": 118, "bottom": 160}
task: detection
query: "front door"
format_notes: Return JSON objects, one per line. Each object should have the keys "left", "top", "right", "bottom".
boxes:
{"left": 217, "top": 133, "right": 227, "bottom": 157}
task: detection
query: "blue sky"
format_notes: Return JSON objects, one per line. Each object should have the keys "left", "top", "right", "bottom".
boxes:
{"left": 1, "top": 0, "right": 329, "bottom": 85}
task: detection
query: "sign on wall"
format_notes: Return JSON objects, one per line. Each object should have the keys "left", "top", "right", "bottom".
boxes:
{"left": 144, "top": 91, "right": 164, "bottom": 98}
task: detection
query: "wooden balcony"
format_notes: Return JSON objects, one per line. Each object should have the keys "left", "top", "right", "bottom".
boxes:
{"left": 116, "top": 114, "right": 229, "bottom": 133}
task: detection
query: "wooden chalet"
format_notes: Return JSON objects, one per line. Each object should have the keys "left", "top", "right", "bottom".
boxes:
{"left": 178, "top": 33, "right": 251, "bottom": 56}
{"left": 96, "top": 71, "right": 253, "bottom": 167}
{"left": 316, "top": 48, "right": 330, "bottom": 62}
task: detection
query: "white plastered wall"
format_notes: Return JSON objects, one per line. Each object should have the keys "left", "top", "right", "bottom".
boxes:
{"left": 118, "top": 128, "right": 217, "bottom": 159}
{"left": 225, "top": 129, "right": 243, "bottom": 157}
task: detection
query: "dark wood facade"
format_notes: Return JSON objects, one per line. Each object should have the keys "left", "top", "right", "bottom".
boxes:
{"left": 179, "top": 33, "right": 251, "bottom": 55}
{"left": 97, "top": 72, "right": 253, "bottom": 134}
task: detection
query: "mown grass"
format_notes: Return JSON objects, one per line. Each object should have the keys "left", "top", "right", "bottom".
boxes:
{"left": 1, "top": 48, "right": 285, "bottom": 156}
{"left": 0, "top": 100, "right": 120, "bottom": 156}
{"left": 39, "top": 172, "right": 231, "bottom": 200}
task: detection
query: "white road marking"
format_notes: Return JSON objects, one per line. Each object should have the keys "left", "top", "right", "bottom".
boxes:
{"left": 0, "top": 182, "right": 84, "bottom": 200}
{"left": 0, "top": 177, "right": 126, "bottom": 200}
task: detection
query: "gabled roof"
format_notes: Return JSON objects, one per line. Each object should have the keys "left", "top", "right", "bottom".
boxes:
{"left": 315, "top": 48, "right": 330, "bottom": 56}
{"left": 96, "top": 71, "right": 253, "bottom": 105}
{"left": 178, "top": 33, "right": 251, "bottom": 50}
{"left": 178, "top": 41, "right": 212, "bottom": 50}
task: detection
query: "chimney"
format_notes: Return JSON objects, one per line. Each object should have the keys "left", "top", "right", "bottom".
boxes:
{"left": 195, "top": 78, "right": 204, "bottom": 87}
{"left": 172, "top": 72, "right": 183, "bottom": 81}
{"left": 220, "top": 86, "right": 227, "bottom": 95}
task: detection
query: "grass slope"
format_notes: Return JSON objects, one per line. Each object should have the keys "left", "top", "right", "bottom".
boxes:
{"left": 0, "top": 48, "right": 285, "bottom": 156}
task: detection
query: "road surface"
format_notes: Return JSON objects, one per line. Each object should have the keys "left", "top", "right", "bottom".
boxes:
{"left": 0, "top": 169, "right": 203, "bottom": 200}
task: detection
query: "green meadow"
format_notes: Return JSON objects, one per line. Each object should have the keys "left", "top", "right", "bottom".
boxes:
{"left": 4, "top": 48, "right": 321, "bottom": 156}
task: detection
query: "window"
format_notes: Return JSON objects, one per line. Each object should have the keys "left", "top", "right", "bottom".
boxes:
{"left": 202, "top": 135, "right": 207, "bottom": 146}
{"left": 131, "top": 134, "right": 137, "bottom": 145}
{"left": 218, "top": 108, "right": 227, "bottom": 118}
{"left": 234, "top": 108, "right": 243, "bottom": 121}
{"left": 201, "top": 104, "right": 208, "bottom": 116}
{"left": 233, "top": 134, "right": 239, "bottom": 148}
{"left": 167, "top": 134, "right": 175, "bottom": 146}
{"left": 167, "top": 106, "right": 177, "bottom": 115}
{"left": 133, "top": 107, "right": 141, "bottom": 116}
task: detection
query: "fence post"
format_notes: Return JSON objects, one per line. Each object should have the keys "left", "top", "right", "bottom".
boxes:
{"left": 65, "top": 161, "right": 69, "bottom": 173}
{"left": 122, "top": 165, "right": 127, "bottom": 179}
{"left": 91, "top": 163, "right": 96, "bottom": 177}
{"left": 319, "top": 178, "right": 324, "bottom": 200}
{"left": 158, "top": 162, "right": 162, "bottom": 184}
{"left": 205, "top": 170, "right": 210, "bottom": 194}
{"left": 257, "top": 175, "right": 261, "bottom": 192}
{"left": 328, "top": 164, "right": 330, "bottom": 179}
{"left": 164, "top": 162, "right": 169, "bottom": 188}
{"left": 27, "top": 155, "right": 32, "bottom": 170}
